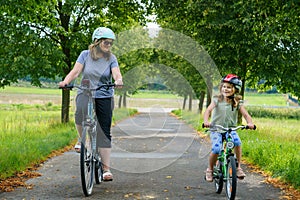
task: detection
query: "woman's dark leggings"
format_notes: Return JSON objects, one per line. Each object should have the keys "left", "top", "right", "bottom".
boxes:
{"left": 75, "top": 93, "right": 114, "bottom": 148}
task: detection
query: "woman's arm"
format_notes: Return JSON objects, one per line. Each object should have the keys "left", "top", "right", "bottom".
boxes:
{"left": 59, "top": 62, "right": 84, "bottom": 87}
{"left": 111, "top": 67, "right": 123, "bottom": 86}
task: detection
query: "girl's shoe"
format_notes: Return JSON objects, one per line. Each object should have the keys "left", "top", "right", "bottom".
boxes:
{"left": 205, "top": 169, "right": 213, "bottom": 182}
{"left": 237, "top": 168, "right": 246, "bottom": 179}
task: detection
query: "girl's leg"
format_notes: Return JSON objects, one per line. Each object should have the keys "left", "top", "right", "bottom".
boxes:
{"left": 235, "top": 146, "right": 242, "bottom": 168}
{"left": 235, "top": 146, "right": 246, "bottom": 177}
{"left": 208, "top": 152, "right": 219, "bottom": 170}
{"left": 206, "top": 132, "right": 221, "bottom": 182}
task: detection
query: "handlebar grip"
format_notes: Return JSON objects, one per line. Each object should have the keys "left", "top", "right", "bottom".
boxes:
{"left": 59, "top": 84, "right": 73, "bottom": 89}
{"left": 202, "top": 123, "right": 205, "bottom": 128}
{"left": 245, "top": 125, "right": 256, "bottom": 130}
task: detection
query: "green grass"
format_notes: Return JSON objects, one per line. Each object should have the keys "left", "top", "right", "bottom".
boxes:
{"left": 0, "top": 86, "right": 64, "bottom": 95}
{"left": 0, "top": 107, "right": 76, "bottom": 179}
{"left": 239, "top": 118, "right": 300, "bottom": 188}
{"left": 130, "top": 90, "right": 180, "bottom": 99}
{"left": 244, "top": 93, "right": 287, "bottom": 106}
{"left": 172, "top": 109, "right": 300, "bottom": 190}
{"left": 0, "top": 104, "right": 137, "bottom": 180}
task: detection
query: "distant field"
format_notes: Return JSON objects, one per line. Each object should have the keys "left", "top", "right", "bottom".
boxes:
{"left": 0, "top": 86, "right": 291, "bottom": 108}
{"left": 244, "top": 93, "right": 288, "bottom": 106}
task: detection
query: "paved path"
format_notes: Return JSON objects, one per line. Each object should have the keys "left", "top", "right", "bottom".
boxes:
{"left": 0, "top": 111, "right": 283, "bottom": 200}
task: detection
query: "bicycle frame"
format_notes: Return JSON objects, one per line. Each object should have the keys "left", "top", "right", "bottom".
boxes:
{"left": 203, "top": 124, "right": 256, "bottom": 200}
{"left": 60, "top": 80, "right": 115, "bottom": 196}
{"left": 218, "top": 131, "right": 236, "bottom": 180}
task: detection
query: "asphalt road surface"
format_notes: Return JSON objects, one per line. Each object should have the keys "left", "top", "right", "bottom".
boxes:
{"left": 0, "top": 110, "right": 283, "bottom": 200}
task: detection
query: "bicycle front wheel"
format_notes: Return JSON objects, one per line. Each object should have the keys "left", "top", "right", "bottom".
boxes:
{"left": 213, "top": 162, "right": 223, "bottom": 194}
{"left": 80, "top": 127, "right": 95, "bottom": 196}
{"left": 225, "top": 156, "right": 237, "bottom": 200}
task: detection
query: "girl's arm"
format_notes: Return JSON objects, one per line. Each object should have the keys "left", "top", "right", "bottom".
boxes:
{"left": 203, "top": 101, "right": 216, "bottom": 127}
{"left": 239, "top": 105, "right": 255, "bottom": 129}
{"left": 59, "top": 62, "right": 84, "bottom": 87}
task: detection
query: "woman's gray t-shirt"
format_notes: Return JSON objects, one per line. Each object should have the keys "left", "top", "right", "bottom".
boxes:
{"left": 76, "top": 50, "right": 119, "bottom": 98}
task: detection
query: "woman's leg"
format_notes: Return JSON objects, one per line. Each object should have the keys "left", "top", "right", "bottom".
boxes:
{"left": 95, "top": 98, "right": 114, "bottom": 175}
{"left": 74, "top": 94, "right": 88, "bottom": 151}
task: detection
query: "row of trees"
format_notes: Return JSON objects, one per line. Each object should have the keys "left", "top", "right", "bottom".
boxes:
{"left": 1, "top": 1, "right": 299, "bottom": 122}
{"left": 150, "top": 0, "right": 299, "bottom": 98}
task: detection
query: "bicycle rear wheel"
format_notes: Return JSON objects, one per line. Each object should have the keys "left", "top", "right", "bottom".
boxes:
{"left": 225, "top": 156, "right": 237, "bottom": 200}
{"left": 213, "top": 162, "right": 223, "bottom": 194}
{"left": 80, "top": 127, "right": 94, "bottom": 196}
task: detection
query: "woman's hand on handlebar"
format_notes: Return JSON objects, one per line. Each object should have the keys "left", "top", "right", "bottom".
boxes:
{"left": 58, "top": 81, "right": 68, "bottom": 88}
{"left": 114, "top": 79, "right": 123, "bottom": 89}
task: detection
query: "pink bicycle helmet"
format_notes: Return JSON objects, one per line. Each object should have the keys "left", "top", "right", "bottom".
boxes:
{"left": 221, "top": 74, "right": 242, "bottom": 91}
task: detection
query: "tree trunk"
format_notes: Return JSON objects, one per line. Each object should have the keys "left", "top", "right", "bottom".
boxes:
{"left": 188, "top": 93, "right": 192, "bottom": 111}
{"left": 198, "top": 91, "right": 205, "bottom": 114}
{"left": 206, "top": 77, "right": 213, "bottom": 108}
{"left": 61, "top": 89, "right": 70, "bottom": 123}
{"left": 238, "top": 70, "right": 247, "bottom": 124}
{"left": 182, "top": 95, "right": 187, "bottom": 110}
{"left": 118, "top": 95, "right": 122, "bottom": 108}
{"left": 122, "top": 91, "right": 127, "bottom": 107}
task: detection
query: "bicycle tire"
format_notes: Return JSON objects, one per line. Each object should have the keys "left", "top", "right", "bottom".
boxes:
{"left": 95, "top": 158, "right": 103, "bottom": 184}
{"left": 80, "top": 127, "right": 94, "bottom": 196}
{"left": 214, "top": 162, "right": 223, "bottom": 194}
{"left": 225, "top": 156, "right": 237, "bottom": 200}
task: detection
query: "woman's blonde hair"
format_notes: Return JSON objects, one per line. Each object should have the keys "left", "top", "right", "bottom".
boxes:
{"left": 89, "top": 39, "right": 111, "bottom": 61}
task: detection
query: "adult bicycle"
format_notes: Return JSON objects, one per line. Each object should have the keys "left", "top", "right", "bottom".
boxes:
{"left": 60, "top": 79, "right": 115, "bottom": 196}
{"left": 203, "top": 124, "right": 256, "bottom": 200}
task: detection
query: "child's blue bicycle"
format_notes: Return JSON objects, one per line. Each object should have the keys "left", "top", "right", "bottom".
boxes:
{"left": 203, "top": 124, "right": 256, "bottom": 200}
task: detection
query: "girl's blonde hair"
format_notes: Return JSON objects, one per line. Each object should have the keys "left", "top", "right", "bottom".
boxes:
{"left": 89, "top": 39, "right": 111, "bottom": 61}
{"left": 215, "top": 82, "right": 242, "bottom": 108}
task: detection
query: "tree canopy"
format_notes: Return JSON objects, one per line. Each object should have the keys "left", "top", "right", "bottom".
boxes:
{"left": 1, "top": 0, "right": 299, "bottom": 121}
{"left": 151, "top": 0, "right": 300, "bottom": 98}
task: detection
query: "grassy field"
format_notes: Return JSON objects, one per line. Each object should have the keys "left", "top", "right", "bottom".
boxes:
{"left": 244, "top": 93, "right": 288, "bottom": 106}
{"left": 0, "top": 103, "right": 137, "bottom": 180}
{"left": 0, "top": 105, "right": 75, "bottom": 179}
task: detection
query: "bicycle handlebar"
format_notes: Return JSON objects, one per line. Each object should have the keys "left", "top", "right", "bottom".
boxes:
{"left": 59, "top": 83, "right": 116, "bottom": 91}
{"left": 202, "top": 123, "right": 256, "bottom": 131}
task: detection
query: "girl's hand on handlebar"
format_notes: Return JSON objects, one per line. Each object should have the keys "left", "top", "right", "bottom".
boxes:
{"left": 246, "top": 123, "right": 256, "bottom": 130}
{"left": 202, "top": 122, "right": 211, "bottom": 128}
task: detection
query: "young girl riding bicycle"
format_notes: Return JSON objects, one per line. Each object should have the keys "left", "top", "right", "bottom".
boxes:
{"left": 203, "top": 74, "right": 255, "bottom": 182}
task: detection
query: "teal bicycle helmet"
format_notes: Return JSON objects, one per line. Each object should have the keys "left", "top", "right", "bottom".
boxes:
{"left": 92, "top": 27, "right": 116, "bottom": 42}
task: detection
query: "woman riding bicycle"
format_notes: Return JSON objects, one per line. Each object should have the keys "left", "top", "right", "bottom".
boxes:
{"left": 58, "top": 27, "right": 123, "bottom": 181}
{"left": 203, "top": 74, "right": 255, "bottom": 182}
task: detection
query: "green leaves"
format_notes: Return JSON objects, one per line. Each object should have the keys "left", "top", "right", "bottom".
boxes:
{"left": 152, "top": 0, "right": 300, "bottom": 99}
